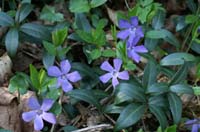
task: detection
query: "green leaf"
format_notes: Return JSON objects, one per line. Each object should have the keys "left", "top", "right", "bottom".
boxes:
{"left": 149, "top": 105, "right": 168, "bottom": 130}
{"left": 176, "top": 16, "right": 187, "bottom": 31}
{"left": 29, "top": 64, "right": 40, "bottom": 89}
{"left": 193, "top": 86, "right": 200, "bottom": 95}
{"left": 170, "top": 84, "right": 194, "bottom": 94}
{"left": 0, "top": 129, "right": 13, "bottom": 132}
{"left": 147, "top": 83, "right": 169, "bottom": 94}
{"left": 142, "top": 61, "right": 158, "bottom": 88}
{"left": 102, "top": 49, "right": 115, "bottom": 57}
{"left": 0, "top": 12, "right": 14, "bottom": 26}
{"left": 40, "top": 5, "right": 64, "bottom": 23}
{"left": 170, "top": 63, "right": 189, "bottom": 85}
{"left": 104, "top": 104, "right": 124, "bottom": 114}
{"left": 69, "top": 0, "right": 90, "bottom": 13}
{"left": 43, "top": 41, "right": 56, "bottom": 55}
{"left": 68, "top": 89, "right": 101, "bottom": 110}
{"left": 52, "top": 27, "right": 68, "bottom": 46}
{"left": 144, "top": 38, "right": 159, "bottom": 51}
{"left": 90, "top": 0, "right": 107, "bottom": 8}
{"left": 77, "top": 30, "right": 93, "bottom": 44}
{"left": 90, "top": 49, "right": 101, "bottom": 60}
{"left": 8, "top": 73, "right": 29, "bottom": 94}
{"left": 115, "top": 82, "right": 146, "bottom": 104}
{"left": 160, "top": 53, "right": 196, "bottom": 66}
{"left": 5, "top": 28, "right": 19, "bottom": 57}
{"left": 75, "top": 13, "right": 91, "bottom": 32}
{"left": 46, "top": 88, "right": 61, "bottom": 100}
{"left": 152, "top": 10, "right": 166, "bottom": 30}
{"left": 115, "top": 103, "right": 146, "bottom": 131}
{"left": 185, "top": 14, "right": 198, "bottom": 24}
{"left": 168, "top": 93, "right": 182, "bottom": 124}
{"left": 20, "top": 23, "right": 51, "bottom": 41}
{"left": 146, "top": 29, "right": 166, "bottom": 39}
{"left": 164, "top": 125, "right": 177, "bottom": 132}
{"left": 50, "top": 101, "right": 62, "bottom": 115}
{"left": 148, "top": 95, "right": 168, "bottom": 108}
{"left": 42, "top": 51, "right": 55, "bottom": 69}
{"left": 15, "top": 3, "right": 33, "bottom": 22}
{"left": 163, "top": 30, "right": 180, "bottom": 48}
{"left": 61, "top": 126, "right": 78, "bottom": 132}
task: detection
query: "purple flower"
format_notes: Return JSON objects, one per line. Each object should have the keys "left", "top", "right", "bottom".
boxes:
{"left": 117, "top": 16, "right": 144, "bottom": 46}
{"left": 47, "top": 60, "right": 81, "bottom": 92}
{"left": 127, "top": 44, "right": 148, "bottom": 63}
{"left": 185, "top": 119, "right": 200, "bottom": 132}
{"left": 99, "top": 58, "right": 129, "bottom": 88}
{"left": 22, "top": 97, "right": 56, "bottom": 131}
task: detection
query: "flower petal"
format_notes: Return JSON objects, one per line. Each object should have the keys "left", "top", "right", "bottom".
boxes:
{"left": 134, "top": 45, "right": 148, "bottom": 53}
{"left": 130, "top": 16, "right": 138, "bottom": 27}
{"left": 41, "top": 99, "right": 54, "bottom": 111}
{"left": 28, "top": 97, "right": 40, "bottom": 110}
{"left": 128, "top": 33, "right": 136, "bottom": 45}
{"left": 47, "top": 66, "right": 62, "bottom": 77}
{"left": 131, "top": 36, "right": 141, "bottom": 46}
{"left": 34, "top": 115, "right": 44, "bottom": 131}
{"left": 136, "top": 26, "right": 144, "bottom": 37}
{"left": 130, "top": 50, "right": 141, "bottom": 63}
{"left": 42, "top": 112, "right": 56, "bottom": 124}
{"left": 118, "top": 71, "right": 129, "bottom": 80}
{"left": 112, "top": 77, "right": 119, "bottom": 88}
{"left": 117, "top": 29, "right": 130, "bottom": 40}
{"left": 60, "top": 60, "right": 71, "bottom": 74}
{"left": 100, "top": 61, "right": 113, "bottom": 72}
{"left": 113, "top": 58, "right": 122, "bottom": 71}
{"left": 185, "top": 119, "right": 197, "bottom": 125}
{"left": 67, "top": 71, "right": 81, "bottom": 82}
{"left": 58, "top": 78, "right": 73, "bottom": 92}
{"left": 118, "top": 19, "right": 131, "bottom": 29}
{"left": 99, "top": 73, "right": 112, "bottom": 83}
{"left": 192, "top": 124, "right": 199, "bottom": 132}
{"left": 22, "top": 111, "right": 36, "bottom": 122}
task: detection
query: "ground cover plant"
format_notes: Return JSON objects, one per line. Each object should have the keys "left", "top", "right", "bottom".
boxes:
{"left": 0, "top": 0, "right": 200, "bottom": 132}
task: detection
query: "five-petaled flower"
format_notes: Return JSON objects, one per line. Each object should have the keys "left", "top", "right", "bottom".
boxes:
{"left": 185, "top": 118, "right": 200, "bottom": 132}
{"left": 22, "top": 97, "right": 56, "bottom": 131}
{"left": 47, "top": 60, "right": 81, "bottom": 92}
{"left": 117, "top": 16, "right": 144, "bottom": 46}
{"left": 99, "top": 58, "right": 129, "bottom": 88}
{"left": 127, "top": 43, "right": 148, "bottom": 63}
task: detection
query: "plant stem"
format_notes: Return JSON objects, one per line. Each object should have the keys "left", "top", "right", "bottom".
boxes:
{"left": 125, "top": 0, "right": 130, "bottom": 10}
{"left": 50, "top": 90, "right": 63, "bottom": 132}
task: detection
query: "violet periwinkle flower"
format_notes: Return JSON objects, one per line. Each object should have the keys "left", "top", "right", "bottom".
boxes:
{"left": 185, "top": 118, "right": 200, "bottom": 132}
{"left": 117, "top": 16, "right": 144, "bottom": 46}
{"left": 127, "top": 43, "right": 148, "bottom": 63}
{"left": 47, "top": 60, "right": 81, "bottom": 92}
{"left": 22, "top": 97, "right": 56, "bottom": 131}
{"left": 99, "top": 58, "right": 129, "bottom": 88}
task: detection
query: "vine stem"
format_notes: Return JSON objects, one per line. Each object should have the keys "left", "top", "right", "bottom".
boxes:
{"left": 50, "top": 90, "right": 63, "bottom": 132}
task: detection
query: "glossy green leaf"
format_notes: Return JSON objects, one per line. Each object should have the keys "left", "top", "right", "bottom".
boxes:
{"left": 160, "top": 53, "right": 196, "bottom": 66}
{"left": 42, "top": 51, "right": 55, "bottom": 69}
{"left": 0, "top": 129, "right": 12, "bottom": 132}
{"left": 147, "top": 83, "right": 169, "bottom": 94}
{"left": 20, "top": 23, "right": 51, "bottom": 41}
{"left": 163, "top": 30, "right": 180, "bottom": 48}
{"left": 149, "top": 105, "right": 168, "bottom": 130}
{"left": 5, "top": 28, "right": 19, "bottom": 57}
{"left": 104, "top": 104, "right": 124, "bottom": 114}
{"left": 50, "top": 101, "right": 62, "bottom": 115}
{"left": 43, "top": 41, "right": 56, "bottom": 55}
{"left": 40, "top": 5, "right": 64, "bottom": 23}
{"left": 170, "top": 84, "right": 194, "bottom": 94}
{"left": 29, "top": 64, "right": 39, "bottom": 89}
{"left": 0, "top": 12, "right": 14, "bottom": 26}
{"left": 142, "top": 61, "right": 158, "bottom": 88}
{"left": 164, "top": 125, "right": 177, "bottom": 132}
{"left": 185, "top": 14, "right": 198, "bottom": 24}
{"left": 144, "top": 38, "right": 159, "bottom": 51}
{"left": 52, "top": 27, "right": 68, "bottom": 46}
{"left": 115, "top": 103, "right": 146, "bottom": 131}
{"left": 148, "top": 95, "right": 168, "bottom": 108}
{"left": 176, "top": 16, "right": 187, "bottom": 31}
{"left": 68, "top": 89, "right": 101, "bottom": 110}
{"left": 152, "top": 10, "right": 166, "bottom": 30}
{"left": 90, "top": 0, "right": 107, "bottom": 8}
{"left": 102, "top": 49, "right": 116, "bottom": 57}
{"left": 69, "top": 0, "right": 90, "bottom": 13}
{"left": 75, "top": 13, "right": 91, "bottom": 32}
{"left": 146, "top": 29, "right": 166, "bottom": 39}
{"left": 168, "top": 93, "right": 182, "bottom": 124}
{"left": 170, "top": 63, "right": 189, "bottom": 85}
{"left": 15, "top": 3, "right": 33, "bottom": 22}
{"left": 90, "top": 49, "right": 101, "bottom": 60}
{"left": 193, "top": 86, "right": 200, "bottom": 95}
{"left": 115, "top": 82, "right": 146, "bottom": 104}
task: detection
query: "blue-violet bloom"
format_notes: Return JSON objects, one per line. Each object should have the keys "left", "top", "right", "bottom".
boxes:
{"left": 127, "top": 43, "right": 148, "bottom": 63}
{"left": 22, "top": 97, "right": 56, "bottom": 131}
{"left": 185, "top": 118, "right": 200, "bottom": 132}
{"left": 47, "top": 60, "right": 81, "bottom": 92}
{"left": 117, "top": 16, "right": 144, "bottom": 46}
{"left": 99, "top": 58, "right": 129, "bottom": 88}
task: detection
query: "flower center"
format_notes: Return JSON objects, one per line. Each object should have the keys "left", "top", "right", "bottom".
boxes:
{"left": 129, "top": 27, "right": 137, "bottom": 34}
{"left": 36, "top": 109, "right": 43, "bottom": 115}
{"left": 111, "top": 70, "right": 118, "bottom": 77}
{"left": 61, "top": 74, "right": 67, "bottom": 79}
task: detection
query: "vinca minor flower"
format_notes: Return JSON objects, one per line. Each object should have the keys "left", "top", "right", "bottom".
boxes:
{"left": 117, "top": 16, "right": 144, "bottom": 46}
{"left": 47, "top": 60, "right": 81, "bottom": 92}
{"left": 185, "top": 118, "right": 200, "bottom": 132}
{"left": 127, "top": 43, "right": 148, "bottom": 63}
{"left": 22, "top": 97, "right": 56, "bottom": 131}
{"left": 99, "top": 58, "right": 129, "bottom": 88}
